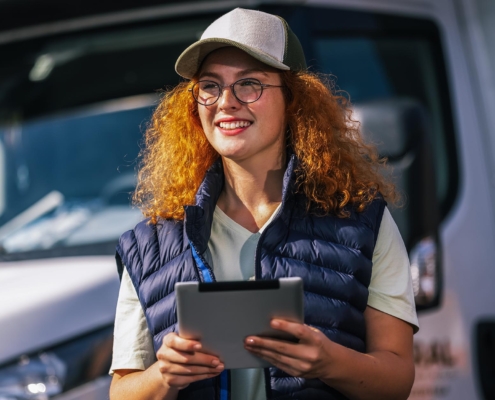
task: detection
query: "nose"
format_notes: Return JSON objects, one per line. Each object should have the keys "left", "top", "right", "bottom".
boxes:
{"left": 218, "top": 85, "right": 241, "bottom": 109}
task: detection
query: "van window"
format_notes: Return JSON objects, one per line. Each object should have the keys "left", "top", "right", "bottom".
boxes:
{"left": 314, "top": 37, "right": 451, "bottom": 215}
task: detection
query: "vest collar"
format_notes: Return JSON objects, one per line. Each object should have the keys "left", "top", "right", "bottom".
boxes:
{"left": 185, "top": 154, "right": 298, "bottom": 254}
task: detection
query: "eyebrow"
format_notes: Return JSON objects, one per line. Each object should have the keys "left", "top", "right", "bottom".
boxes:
{"left": 199, "top": 68, "right": 271, "bottom": 80}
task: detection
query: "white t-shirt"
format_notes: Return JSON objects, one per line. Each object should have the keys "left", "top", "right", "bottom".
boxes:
{"left": 110, "top": 206, "right": 419, "bottom": 400}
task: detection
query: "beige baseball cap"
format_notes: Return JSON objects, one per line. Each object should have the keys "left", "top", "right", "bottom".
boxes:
{"left": 175, "top": 8, "right": 307, "bottom": 79}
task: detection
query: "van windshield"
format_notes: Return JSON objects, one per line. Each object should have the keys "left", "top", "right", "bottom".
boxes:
{"left": 0, "top": 97, "right": 155, "bottom": 258}
{"left": 0, "top": 15, "right": 218, "bottom": 260}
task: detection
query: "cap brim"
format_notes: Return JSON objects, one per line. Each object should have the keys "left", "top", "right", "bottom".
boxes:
{"left": 175, "top": 38, "right": 290, "bottom": 79}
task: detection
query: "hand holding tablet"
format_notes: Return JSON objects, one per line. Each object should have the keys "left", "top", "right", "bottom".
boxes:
{"left": 175, "top": 277, "right": 304, "bottom": 369}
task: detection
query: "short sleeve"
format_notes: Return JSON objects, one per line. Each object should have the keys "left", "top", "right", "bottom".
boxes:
{"left": 368, "top": 207, "right": 419, "bottom": 333}
{"left": 109, "top": 268, "right": 157, "bottom": 375}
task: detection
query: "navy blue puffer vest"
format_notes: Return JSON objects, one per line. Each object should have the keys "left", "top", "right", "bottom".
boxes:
{"left": 116, "top": 155, "right": 385, "bottom": 400}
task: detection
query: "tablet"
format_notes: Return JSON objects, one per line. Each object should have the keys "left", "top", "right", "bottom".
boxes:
{"left": 175, "top": 277, "right": 304, "bottom": 369}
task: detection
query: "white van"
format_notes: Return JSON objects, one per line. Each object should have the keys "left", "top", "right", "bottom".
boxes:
{"left": 0, "top": 1, "right": 493, "bottom": 399}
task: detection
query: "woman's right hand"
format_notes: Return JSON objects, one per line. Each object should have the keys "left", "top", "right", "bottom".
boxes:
{"left": 156, "top": 332, "right": 225, "bottom": 391}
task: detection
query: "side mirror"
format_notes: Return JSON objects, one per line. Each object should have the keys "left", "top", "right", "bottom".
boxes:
{"left": 354, "top": 98, "right": 442, "bottom": 311}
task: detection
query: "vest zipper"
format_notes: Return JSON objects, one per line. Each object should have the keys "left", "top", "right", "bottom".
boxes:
{"left": 254, "top": 205, "right": 284, "bottom": 280}
{"left": 253, "top": 205, "right": 284, "bottom": 400}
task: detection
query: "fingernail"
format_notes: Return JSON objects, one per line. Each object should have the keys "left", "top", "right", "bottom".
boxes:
{"left": 211, "top": 359, "right": 219, "bottom": 366}
{"left": 246, "top": 338, "right": 255, "bottom": 345}
{"left": 271, "top": 320, "right": 280, "bottom": 328}
{"left": 216, "top": 364, "right": 224, "bottom": 370}
{"left": 193, "top": 344, "right": 202, "bottom": 350}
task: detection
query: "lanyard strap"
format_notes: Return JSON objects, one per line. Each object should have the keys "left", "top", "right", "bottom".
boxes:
{"left": 189, "top": 241, "right": 214, "bottom": 283}
{"left": 189, "top": 241, "right": 228, "bottom": 399}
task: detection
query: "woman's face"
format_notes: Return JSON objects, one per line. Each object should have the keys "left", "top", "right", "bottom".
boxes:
{"left": 197, "top": 47, "right": 286, "bottom": 165}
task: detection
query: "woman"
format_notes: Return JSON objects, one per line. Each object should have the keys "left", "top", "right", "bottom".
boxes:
{"left": 109, "top": 8, "right": 418, "bottom": 400}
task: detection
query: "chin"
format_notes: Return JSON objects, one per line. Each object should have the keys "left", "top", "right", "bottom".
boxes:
{"left": 214, "top": 145, "right": 249, "bottom": 159}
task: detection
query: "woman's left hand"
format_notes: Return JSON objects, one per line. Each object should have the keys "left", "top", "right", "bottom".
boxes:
{"left": 244, "top": 319, "right": 334, "bottom": 379}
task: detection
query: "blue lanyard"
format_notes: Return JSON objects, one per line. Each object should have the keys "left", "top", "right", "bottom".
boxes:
{"left": 189, "top": 241, "right": 214, "bottom": 283}
{"left": 189, "top": 241, "right": 228, "bottom": 400}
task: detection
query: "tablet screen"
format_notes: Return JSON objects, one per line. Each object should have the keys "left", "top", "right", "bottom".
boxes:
{"left": 176, "top": 277, "right": 304, "bottom": 369}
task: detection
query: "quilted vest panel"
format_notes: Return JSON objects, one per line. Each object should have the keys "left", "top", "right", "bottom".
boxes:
{"left": 116, "top": 156, "right": 385, "bottom": 400}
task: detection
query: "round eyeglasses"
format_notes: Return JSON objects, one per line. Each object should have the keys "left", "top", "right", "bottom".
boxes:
{"left": 189, "top": 78, "right": 285, "bottom": 106}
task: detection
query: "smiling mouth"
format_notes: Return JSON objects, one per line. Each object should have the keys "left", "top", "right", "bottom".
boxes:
{"left": 218, "top": 121, "right": 252, "bottom": 130}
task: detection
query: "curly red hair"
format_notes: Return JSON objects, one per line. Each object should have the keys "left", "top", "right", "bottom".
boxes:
{"left": 133, "top": 71, "right": 396, "bottom": 223}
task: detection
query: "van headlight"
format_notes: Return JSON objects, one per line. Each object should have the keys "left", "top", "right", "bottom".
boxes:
{"left": 0, "top": 353, "right": 66, "bottom": 400}
{"left": 0, "top": 325, "right": 113, "bottom": 400}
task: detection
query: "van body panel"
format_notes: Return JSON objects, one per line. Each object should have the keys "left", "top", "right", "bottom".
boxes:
{"left": 0, "top": 256, "right": 119, "bottom": 364}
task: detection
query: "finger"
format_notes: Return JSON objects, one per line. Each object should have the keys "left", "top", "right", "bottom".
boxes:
{"left": 166, "top": 362, "right": 225, "bottom": 376}
{"left": 162, "top": 333, "right": 202, "bottom": 353}
{"left": 245, "top": 344, "right": 300, "bottom": 367}
{"left": 166, "top": 372, "right": 223, "bottom": 389}
{"left": 245, "top": 331, "right": 323, "bottom": 362}
{"left": 245, "top": 335, "right": 300, "bottom": 357}
{"left": 164, "top": 348, "right": 222, "bottom": 367}
{"left": 245, "top": 346, "right": 306, "bottom": 377}
{"left": 270, "top": 319, "right": 312, "bottom": 340}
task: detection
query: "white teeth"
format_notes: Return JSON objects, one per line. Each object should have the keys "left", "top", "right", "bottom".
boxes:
{"left": 219, "top": 121, "right": 251, "bottom": 129}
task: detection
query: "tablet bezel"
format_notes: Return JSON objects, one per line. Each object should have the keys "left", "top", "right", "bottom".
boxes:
{"left": 175, "top": 277, "right": 304, "bottom": 369}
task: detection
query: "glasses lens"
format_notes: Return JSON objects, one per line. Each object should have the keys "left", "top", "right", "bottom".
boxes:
{"left": 233, "top": 79, "right": 262, "bottom": 103}
{"left": 194, "top": 81, "right": 220, "bottom": 105}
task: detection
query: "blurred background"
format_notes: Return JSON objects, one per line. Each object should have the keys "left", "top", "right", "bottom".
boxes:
{"left": 0, "top": 0, "right": 494, "bottom": 399}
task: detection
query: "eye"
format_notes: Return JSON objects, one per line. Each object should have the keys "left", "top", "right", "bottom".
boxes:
{"left": 238, "top": 79, "right": 261, "bottom": 87}
{"left": 199, "top": 81, "right": 219, "bottom": 90}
